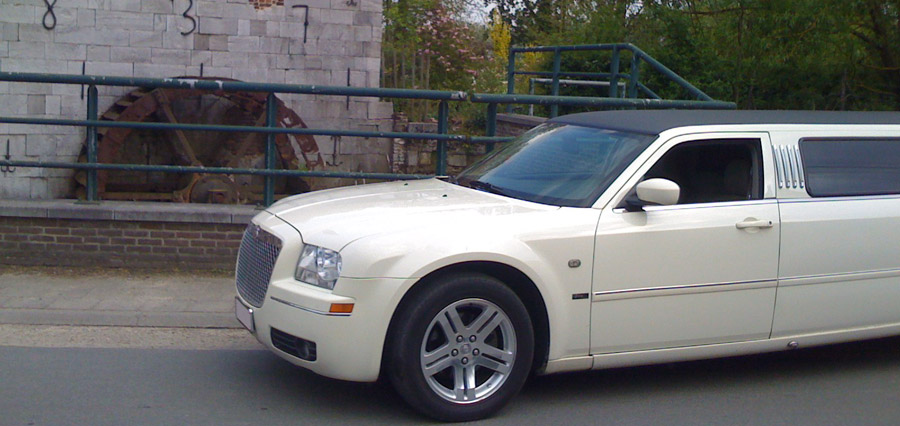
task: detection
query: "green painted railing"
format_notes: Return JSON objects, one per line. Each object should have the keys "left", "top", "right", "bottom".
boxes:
{"left": 1, "top": 60, "right": 734, "bottom": 206}
{"left": 506, "top": 43, "right": 716, "bottom": 117}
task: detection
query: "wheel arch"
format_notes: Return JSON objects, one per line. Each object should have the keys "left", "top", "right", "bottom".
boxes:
{"left": 382, "top": 261, "right": 551, "bottom": 377}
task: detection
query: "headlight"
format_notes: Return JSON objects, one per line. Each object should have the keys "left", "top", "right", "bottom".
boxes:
{"left": 295, "top": 244, "right": 342, "bottom": 290}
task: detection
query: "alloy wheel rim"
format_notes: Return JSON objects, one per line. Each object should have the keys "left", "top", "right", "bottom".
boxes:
{"left": 419, "top": 298, "right": 517, "bottom": 404}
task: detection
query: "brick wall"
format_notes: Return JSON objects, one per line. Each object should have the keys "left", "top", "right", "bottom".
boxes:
{"left": 0, "top": 216, "right": 244, "bottom": 270}
{"left": 0, "top": 0, "right": 393, "bottom": 199}
{"left": 0, "top": 200, "right": 254, "bottom": 270}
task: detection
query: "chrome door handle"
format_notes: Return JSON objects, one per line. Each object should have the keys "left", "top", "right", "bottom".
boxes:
{"left": 736, "top": 219, "right": 774, "bottom": 229}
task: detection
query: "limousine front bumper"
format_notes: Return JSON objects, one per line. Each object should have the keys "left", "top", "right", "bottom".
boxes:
{"left": 234, "top": 217, "right": 412, "bottom": 382}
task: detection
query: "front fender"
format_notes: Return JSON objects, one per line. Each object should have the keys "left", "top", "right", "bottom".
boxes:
{"left": 337, "top": 208, "right": 599, "bottom": 361}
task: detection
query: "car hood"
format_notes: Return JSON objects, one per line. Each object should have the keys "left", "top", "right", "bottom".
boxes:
{"left": 265, "top": 178, "right": 558, "bottom": 250}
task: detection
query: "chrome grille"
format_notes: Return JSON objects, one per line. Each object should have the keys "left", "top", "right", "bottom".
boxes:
{"left": 236, "top": 223, "right": 282, "bottom": 308}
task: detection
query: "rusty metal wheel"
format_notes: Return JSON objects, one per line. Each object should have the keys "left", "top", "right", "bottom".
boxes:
{"left": 75, "top": 77, "right": 323, "bottom": 204}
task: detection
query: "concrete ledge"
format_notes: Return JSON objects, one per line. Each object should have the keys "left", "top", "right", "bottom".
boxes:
{"left": 0, "top": 199, "right": 259, "bottom": 225}
{"left": 497, "top": 113, "right": 548, "bottom": 127}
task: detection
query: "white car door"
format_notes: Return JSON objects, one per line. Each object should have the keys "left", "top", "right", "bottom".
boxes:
{"left": 590, "top": 133, "right": 780, "bottom": 354}
{"left": 772, "top": 135, "right": 900, "bottom": 337}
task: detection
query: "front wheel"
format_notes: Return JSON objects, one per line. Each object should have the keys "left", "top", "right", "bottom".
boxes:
{"left": 388, "top": 273, "right": 534, "bottom": 421}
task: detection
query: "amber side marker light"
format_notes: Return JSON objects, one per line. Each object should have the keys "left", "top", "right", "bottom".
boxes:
{"left": 329, "top": 303, "right": 354, "bottom": 314}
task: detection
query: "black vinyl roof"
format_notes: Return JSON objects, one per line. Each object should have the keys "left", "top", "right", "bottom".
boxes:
{"left": 548, "top": 110, "right": 900, "bottom": 135}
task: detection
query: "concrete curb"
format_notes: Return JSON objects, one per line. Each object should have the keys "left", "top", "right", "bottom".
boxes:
{"left": 0, "top": 308, "right": 241, "bottom": 329}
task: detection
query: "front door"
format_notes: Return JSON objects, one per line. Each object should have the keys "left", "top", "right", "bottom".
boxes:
{"left": 590, "top": 134, "right": 780, "bottom": 354}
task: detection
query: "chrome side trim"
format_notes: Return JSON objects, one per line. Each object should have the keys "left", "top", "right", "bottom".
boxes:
{"left": 773, "top": 145, "right": 785, "bottom": 188}
{"left": 778, "top": 268, "right": 900, "bottom": 288}
{"left": 773, "top": 145, "right": 806, "bottom": 190}
{"left": 793, "top": 145, "right": 806, "bottom": 188}
{"left": 777, "top": 146, "right": 788, "bottom": 188}
{"left": 784, "top": 146, "right": 800, "bottom": 188}
{"left": 271, "top": 296, "right": 352, "bottom": 317}
{"left": 781, "top": 146, "right": 794, "bottom": 188}
{"left": 593, "top": 280, "right": 776, "bottom": 302}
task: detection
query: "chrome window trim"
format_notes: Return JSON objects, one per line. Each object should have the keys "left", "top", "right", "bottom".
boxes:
{"left": 611, "top": 199, "right": 777, "bottom": 214}
{"left": 778, "top": 193, "right": 900, "bottom": 204}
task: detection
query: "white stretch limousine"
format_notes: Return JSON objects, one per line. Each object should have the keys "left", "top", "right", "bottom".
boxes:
{"left": 234, "top": 110, "right": 900, "bottom": 421}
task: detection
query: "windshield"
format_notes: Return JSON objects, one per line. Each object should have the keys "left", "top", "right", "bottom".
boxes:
{"left": 456, "top": 123, "right": 656, "bottom": 207}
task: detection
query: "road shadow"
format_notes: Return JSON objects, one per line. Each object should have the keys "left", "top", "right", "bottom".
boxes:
{"left": 229, "top": 336, "right": 900, "bottom": 424}
{"left": 522, "top": 335, "right": 900, "bottom": 397}
{"left": 235, "top": 350, "right": 432, "bottom": 424}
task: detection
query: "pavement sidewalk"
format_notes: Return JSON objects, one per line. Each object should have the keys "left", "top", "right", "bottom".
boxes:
{"left": 0, "top": 265, "right": 240, "bottom": 329}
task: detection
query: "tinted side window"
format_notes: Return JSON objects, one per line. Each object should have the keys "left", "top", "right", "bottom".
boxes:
{"left": 800, "top": 139, "right": 900, "bottom": 197}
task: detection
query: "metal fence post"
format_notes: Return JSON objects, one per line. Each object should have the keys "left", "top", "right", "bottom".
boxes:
{"left": 264, "top": 93, "right": 277, "bottom": 206}
{"left": 550, "top": 48, "right": 562, "bottom": 118}
{"left": 528, "top": 78, "right": 535, "bottom": 116}
{"left": 86, "top": 84, "right": 99, "bottom": 202}
{"left": 506, "top": 49, "right": 516, "bottom": 113}
{"left": 436, "top": 100, "right": 449, "bottom": 176}
{"left": 486, "top": 102, "right": 497, "bottom": 153}
{"left": 629, "top": 52, "right": 641, "bottom": 99}
{"left": 610, "top": 47, "right": 620, "bottom": 99}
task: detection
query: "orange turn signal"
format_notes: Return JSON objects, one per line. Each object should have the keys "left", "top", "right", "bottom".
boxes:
{"left": 329, "top": 303, "right": 354, "bottom": 314}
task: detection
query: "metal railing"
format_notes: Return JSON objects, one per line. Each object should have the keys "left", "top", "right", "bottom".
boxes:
{"left": 506, "top": 43, "right": 717, "bottom": 117}
{"left": 1, "top": 58, "right": 734, "bottom": 206}
{"left": 528, "top": 78, "right": 626, "bottom": 115}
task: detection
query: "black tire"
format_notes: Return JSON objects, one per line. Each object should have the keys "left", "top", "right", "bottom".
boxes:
{"left": 388, "top": 273, "right": 534, "bottom": 422}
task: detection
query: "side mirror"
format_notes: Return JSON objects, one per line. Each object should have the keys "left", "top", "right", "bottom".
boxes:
{"left": 624, "top": 178, "right": 680, "bottom": 211}
{"left": 636, "top": 178, "right": 680, "bottom": 206}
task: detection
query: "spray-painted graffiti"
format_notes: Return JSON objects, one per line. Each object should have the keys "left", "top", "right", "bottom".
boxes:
{"left": 250, "top": 0, "right": 285, "bottom": 10}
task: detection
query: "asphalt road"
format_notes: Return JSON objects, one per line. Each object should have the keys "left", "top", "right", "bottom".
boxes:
{"left": 2, "top": 333, "right": 900, "bottom": 425}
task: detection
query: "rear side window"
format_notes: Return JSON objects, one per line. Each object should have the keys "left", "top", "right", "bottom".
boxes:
{"left": 800, "top": 138, "right": 900, "bottom": 197}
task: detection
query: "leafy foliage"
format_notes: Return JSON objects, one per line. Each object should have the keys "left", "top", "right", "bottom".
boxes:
{"left": 486, "top": 0, "right": 900, "bottom": 110}
{"left": 383, "top": 0, "right": 491, "bottom": 121}
{"left": 383, "top": 0, "right": 900, "bottom": 115}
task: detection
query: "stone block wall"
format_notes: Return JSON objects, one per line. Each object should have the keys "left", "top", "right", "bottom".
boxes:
{"left": 0, "top": 0, "right": 392, "bottom": 199}
{"left": 389, "top": 121, "right": 488, "bottom": 177}
{"left": 496, "top": 113, "right": 546, "bottom": 137}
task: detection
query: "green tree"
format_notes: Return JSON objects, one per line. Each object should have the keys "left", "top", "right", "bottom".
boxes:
{"left": 383, "top": 0, "right": 492, "bottom": 120}
{"left": 487, "top": 0, "right": 898, "bottom": 110}
{"left": 845, "top": 0, "right": 900, "bottom": 109}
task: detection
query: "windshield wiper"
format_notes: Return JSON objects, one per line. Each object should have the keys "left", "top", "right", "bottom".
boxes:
{"left": 469, "top": 180, "right": 512, "bottom": 197}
